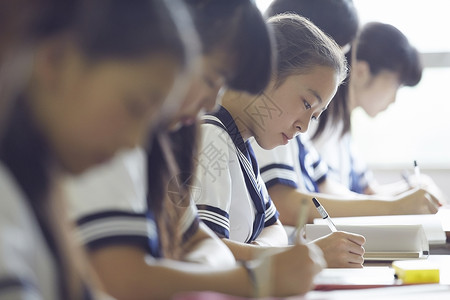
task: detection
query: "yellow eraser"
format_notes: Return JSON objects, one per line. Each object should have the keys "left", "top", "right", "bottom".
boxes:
{"left": 392, "top": 260, "right": 440, "bottom": 284}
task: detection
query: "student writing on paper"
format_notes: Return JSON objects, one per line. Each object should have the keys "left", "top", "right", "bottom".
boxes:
{"left": 253, "top": 0, "right": 442, "bottom": 232}
{"left": 65, "top": 1, "right": 325, "bottom": 298}
{"left": 194, "top": 13, "right": 366, "bottom": 269}
{"left": 0, "top": 0, "right": 191, "bottom": 299}
{"left": 265, "top": 0, "right": 447, "bottom": 203}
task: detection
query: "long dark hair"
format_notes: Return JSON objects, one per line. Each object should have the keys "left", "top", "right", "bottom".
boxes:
{"left": 146, "top": 0, "right": 275, "bottom": 258}
{"left": 311, "top": 50, "right": 353, "bottom": 139}
{"left": 0, "top": 0, "right": 192, "bottom": 298}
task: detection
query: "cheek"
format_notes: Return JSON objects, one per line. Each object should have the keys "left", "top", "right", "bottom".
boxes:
{"left": 74, "top": 105, "right": 130, "bottom": 147}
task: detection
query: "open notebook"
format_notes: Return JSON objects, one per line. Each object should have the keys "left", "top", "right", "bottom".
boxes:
{"left": 305, "top": 224, "right": 429, "bottom": 261}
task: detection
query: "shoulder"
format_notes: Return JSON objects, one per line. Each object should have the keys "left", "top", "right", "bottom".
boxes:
{"left": 64, "top": 148, "right": 147, "bottom": 221}
{"left": 200, "top": 117, "right": 234, "bottom": 146}
{"left": 251, "top": 137, "right": 296, "bottom": 167}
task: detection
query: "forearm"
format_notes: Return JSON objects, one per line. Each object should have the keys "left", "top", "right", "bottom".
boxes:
{"left": 269, "top": 183, "right": 399, "bottom": 226}
{"left": 182, "top": 223, "right": 236, "bottom": 267}
{"left": 221, "top": 238, "right": 265, "bottom": 261}
{"left": 365, "top": 179, "right": 411, "bottom": 196}
{"left": 89, "top": 246, "right": 253, "bottom": 300}
{"left": 253, "top": 220, "right": 288, "bottom": 247}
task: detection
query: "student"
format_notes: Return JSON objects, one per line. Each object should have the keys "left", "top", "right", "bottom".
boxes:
{"left": 195, "top": 13, "right": 366, "bottom": 269}
{"left": 65, "top": 1, "right": 325, "bottom": 299}
{"left": 0, "top": 0, "right": 195, "bottom": 299}
{"left": 266, "top": 0, "right": 444, "bottom": 200}
{"left": 311, "top": 22, "right": 437, "bottom": 196}
{"left": 253, "top": 0, "right": 442, "bottom": 230}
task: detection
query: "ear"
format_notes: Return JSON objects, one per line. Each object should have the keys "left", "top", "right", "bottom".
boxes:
{"left": 352, "top": 60, "right": 372, "bottom": 87}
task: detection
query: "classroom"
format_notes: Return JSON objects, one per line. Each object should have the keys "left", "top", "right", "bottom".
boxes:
{"left": 0, "top": 0, "right": 449, "bottom": 299}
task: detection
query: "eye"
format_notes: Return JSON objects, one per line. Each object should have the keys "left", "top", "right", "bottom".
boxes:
{"left": 303, "top": 99, "right": 312, "bottom": 110}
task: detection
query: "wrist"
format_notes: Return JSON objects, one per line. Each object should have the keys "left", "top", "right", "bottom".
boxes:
{"left": 239, "top": 258, "right": 272, "bottom": 298}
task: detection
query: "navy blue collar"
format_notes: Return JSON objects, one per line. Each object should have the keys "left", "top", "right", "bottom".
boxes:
{"left": 206, "top": 106, "right": 247, "bottom": 155}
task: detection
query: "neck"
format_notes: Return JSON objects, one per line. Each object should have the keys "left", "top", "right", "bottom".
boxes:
{"left": 221, "top": 90, "right": 255, "bottom": 141}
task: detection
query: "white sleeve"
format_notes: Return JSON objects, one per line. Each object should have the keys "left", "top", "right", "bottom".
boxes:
{"left": 194, "top": 124, "right": 233, "bottom": 238}
{"left": 251, "top": 139, "right": 300, "bottom": 189}
{"left": 64, "top": 148, "right": 154, "bottom": 251}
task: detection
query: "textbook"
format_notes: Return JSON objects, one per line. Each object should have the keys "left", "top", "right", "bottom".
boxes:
{"left": 305, "top": 224, "right": 429, "bottom": 261}
{"left": 312, "top": 214, "right": 447, "bottom": 245}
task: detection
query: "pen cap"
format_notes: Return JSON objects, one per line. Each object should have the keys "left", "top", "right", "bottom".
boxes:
{"left": 312, "top": 197, "right": 320, "bottom": 208}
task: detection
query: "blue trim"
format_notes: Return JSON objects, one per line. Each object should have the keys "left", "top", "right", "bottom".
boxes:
{"left": 204, "top": 107, "right": 267, "bottom": 243}
{"left": 260, "top": 163, "right": 294, "bottom": 174}
{"left": 265, "top": 178, "right": 298, "bottom": 189}
{"left": 197, "top": 204, "right": 230, "bottom": 238}
{"left": 76, "top": 210, "right": 147, "bottom": 226}
{"left": 264, "top": 201, "right": 279, "bottom": 227}
{"left": 201, "top": 220, "right": 229, "bottom": 239}
{"left": 312, "top": 160, "right": 321, "bottom": 169}
{"left": 204, "top": 106, "right": 246, "bottom": 153}
{"left": 244, "top": 142, "right": 266, "bottom": 242}
{"left": 264, "top": 214, "right": 279, "bottom": 227}
{"left": 296, "top": 136, "right": 320, "bottom": 193}
{"left": 75, "top": 209, "right": 161, "bottom": 258}
{"left": 196, "top": 204, "right": 229, "bottom": 219}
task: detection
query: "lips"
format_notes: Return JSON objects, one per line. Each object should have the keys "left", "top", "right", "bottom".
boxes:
{"left": 282, "top": 133, "right": 291, "bottom": 145}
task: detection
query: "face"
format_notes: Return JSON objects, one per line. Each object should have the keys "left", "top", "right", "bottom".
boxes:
{"left": 251, "top": 65, "right": 339, "bottom": 150}
{"left": 354, "top": 69, "right": 401, "bottom": 118}
{"left": 169, "top": 51, "right": 228, "bottom": 129}
{"left": 43, "top": 52, "right": 179, "bottom": 174}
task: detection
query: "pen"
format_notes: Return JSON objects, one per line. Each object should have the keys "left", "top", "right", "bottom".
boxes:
{"left": 312, "top": 197, "right": 337, "bottom": 232}
{"left": 414, "top": 160, "right": 421, "bottom": 186}
{"left": 291, "top": 198, "right": 309, "bottom": 244}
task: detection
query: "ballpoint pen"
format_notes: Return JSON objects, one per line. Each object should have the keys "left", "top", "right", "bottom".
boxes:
{"left": 312, "top": 197, "right": 337, "bottom": 232}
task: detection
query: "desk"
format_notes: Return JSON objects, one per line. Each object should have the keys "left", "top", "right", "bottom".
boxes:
{"left": 173, "top": 256, "right": 450, "bottom": 300}
{"left": 301, "top": 255, "right": 450, "bottom": 300}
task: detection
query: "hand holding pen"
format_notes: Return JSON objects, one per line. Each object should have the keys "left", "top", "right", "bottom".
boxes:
{"left": 312, "top": 197, "right": 337, "bottom": 232}
{"left": 310, "top": 197, "right": 366, "bottom": 268}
